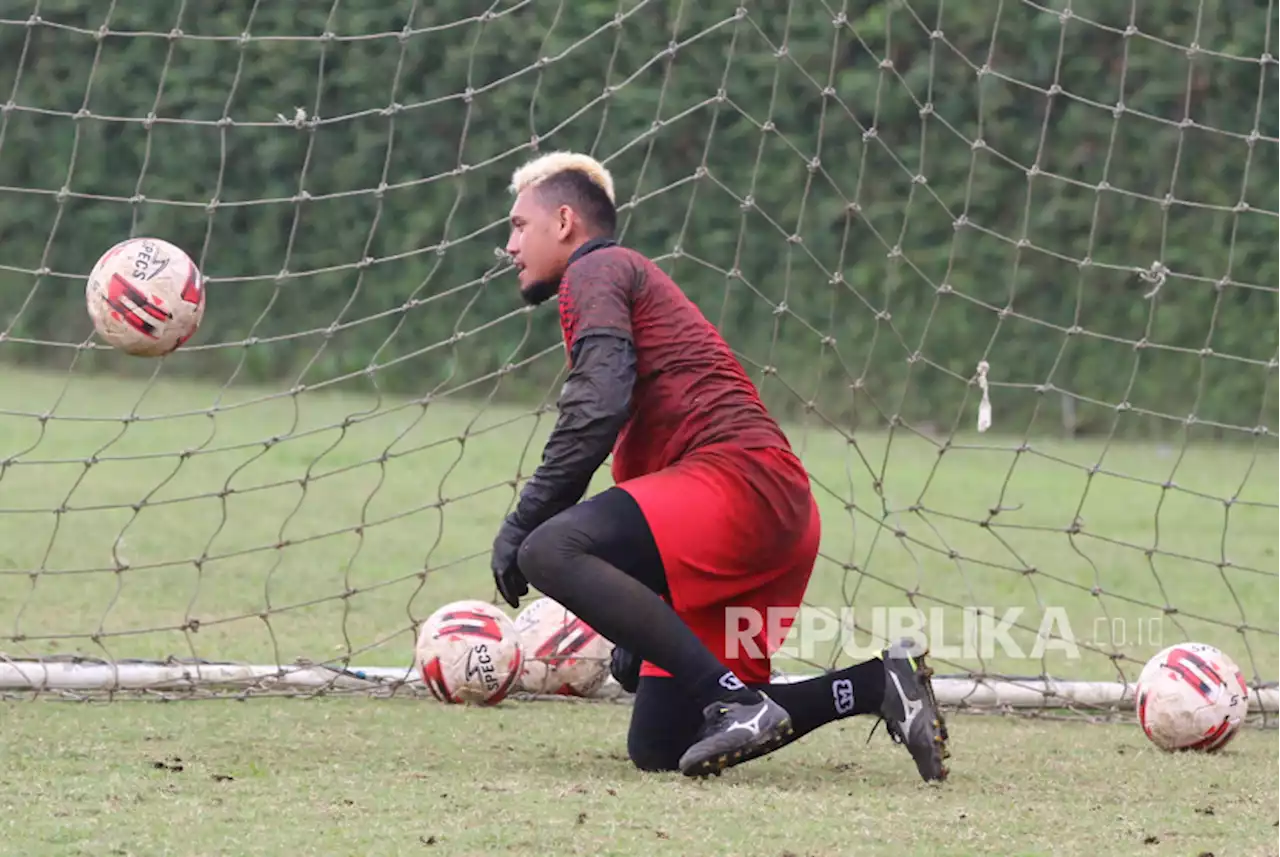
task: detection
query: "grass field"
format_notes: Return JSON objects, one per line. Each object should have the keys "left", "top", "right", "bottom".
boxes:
{"left": 0, "top": 364, "right": 1277, "bottom": 856}
{"left": 0, "top": 700, "right": 1277, "bottom": 857}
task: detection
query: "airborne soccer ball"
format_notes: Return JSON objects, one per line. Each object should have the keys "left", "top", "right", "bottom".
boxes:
{"left": 414, "top": 600, "right": 524, "bottom": 705}
{"left": 514, "top": 596, "right": 612, "bottom": 697}
{"left": 86, "top": 237, "right": 205, "bottom": 356}
{"left": 1135, "top": 642, "right": 1249, "bottom": 752}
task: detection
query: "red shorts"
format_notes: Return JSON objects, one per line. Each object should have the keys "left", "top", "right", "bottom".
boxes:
{"left": 618, "top": 444, "right": 820, "bottom": 685}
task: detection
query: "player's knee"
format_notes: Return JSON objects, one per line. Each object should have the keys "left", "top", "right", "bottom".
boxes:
{"left": 626, "top": 729, "right": 682, "bottom": 773}
{"left": 517, "top": 514, "right": 584, "bottom": 592}
{"left": 626, "top": 676, "right": 699, "bottom": 773}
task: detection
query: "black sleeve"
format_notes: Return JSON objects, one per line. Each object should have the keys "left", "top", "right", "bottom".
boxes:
{"left": 509, "top": 332, "right": 635, "bottom": 532}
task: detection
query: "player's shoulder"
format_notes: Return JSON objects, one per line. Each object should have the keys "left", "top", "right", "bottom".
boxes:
{"left": 563, "top": 242, "right": 647, "bottom": 291}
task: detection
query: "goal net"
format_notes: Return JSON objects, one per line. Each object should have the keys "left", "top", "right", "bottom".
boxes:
{"left": 0, "top": 1, "right": 1276, "bottom": 718}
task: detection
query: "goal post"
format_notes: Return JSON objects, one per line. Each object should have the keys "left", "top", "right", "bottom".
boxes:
{"left": 0, "top": 1, "right": 1276, "bottom": 720}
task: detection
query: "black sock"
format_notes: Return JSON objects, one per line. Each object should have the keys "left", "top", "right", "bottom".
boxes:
{"left": 751, "top": 658, "right": 885, "bottom": 738}
{"left": 518, "top": 496, "right": 762, "bottom": 711}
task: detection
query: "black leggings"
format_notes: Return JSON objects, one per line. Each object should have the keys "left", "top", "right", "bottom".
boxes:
{"left": 519, "top": 488, "right": 878, "bottom": 772}
{"left": 627, "top": 675, "right": 711, "bottom": 771}
{"left": 520, "top": 490, "right": 707, "bottom": 770}
{"left": 519, "top": 486, "right": 669, "bottom": 597}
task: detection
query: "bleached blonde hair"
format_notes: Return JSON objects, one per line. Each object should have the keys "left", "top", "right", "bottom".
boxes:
{"left": 508, "top": 151, "right": 616, "bottom": 205}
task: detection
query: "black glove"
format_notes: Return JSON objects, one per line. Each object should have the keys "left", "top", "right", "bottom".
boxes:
{"left": 491, "top": 514, "right": 530, "bottom": 608}
{"left": 610, "top": 645, "right": 641, "bottom": 694}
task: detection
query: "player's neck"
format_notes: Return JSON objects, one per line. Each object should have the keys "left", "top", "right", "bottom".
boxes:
{"left": 567, "top": 235, "right": 618, "bottom": 267}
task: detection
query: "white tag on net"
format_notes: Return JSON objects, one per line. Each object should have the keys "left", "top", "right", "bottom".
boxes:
{"left": 976, "top": 361, "right": 991, "bottom": 433}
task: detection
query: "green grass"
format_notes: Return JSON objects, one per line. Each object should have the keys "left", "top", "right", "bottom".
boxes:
{"left": 0, "top": 365, "right": 1276, "bottom": 856}
{"left": 0, "top": 699, "right": 1276, "bottom": 857}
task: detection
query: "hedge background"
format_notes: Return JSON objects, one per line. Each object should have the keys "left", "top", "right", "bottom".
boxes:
{"left": 1, "top": 0, "right": 1275, "bottom": 437}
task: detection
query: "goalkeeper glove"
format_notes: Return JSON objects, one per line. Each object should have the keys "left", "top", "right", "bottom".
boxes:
{"left": 610, "top": 645, "right": 641, "bottom": 694}
{"left": 490, "top": 514, "right": 530, "bottom": 608}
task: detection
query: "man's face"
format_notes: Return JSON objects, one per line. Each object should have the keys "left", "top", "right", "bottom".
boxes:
{"left": 506, "top": 189, "right": 569, "bottom": 306}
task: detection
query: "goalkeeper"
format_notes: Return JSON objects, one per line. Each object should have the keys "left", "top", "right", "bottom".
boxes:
{"left": 489, "top": 151, "right": 948, "bottom": 781}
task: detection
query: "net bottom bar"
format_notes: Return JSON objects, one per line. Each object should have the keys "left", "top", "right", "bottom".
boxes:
{"left": 1, "top": 660, "right": 1276, "bottom": 713}
{"left": 0, "top": 660, "right": 413, "bottom": 692}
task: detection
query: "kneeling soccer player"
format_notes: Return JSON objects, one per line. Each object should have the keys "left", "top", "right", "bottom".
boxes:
{"left": 488, "top": 151, "right": 949, "bottom": 780}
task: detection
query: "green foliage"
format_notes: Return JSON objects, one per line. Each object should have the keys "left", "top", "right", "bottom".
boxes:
{"left": 1, "top": 0, "right": 1275, "bottom": 437}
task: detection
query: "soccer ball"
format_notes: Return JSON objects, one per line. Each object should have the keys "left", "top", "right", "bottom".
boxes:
{"left": 414, "top": 600, "right": 524, "bottom": 705}
{"left": 514, "top": 596, "right": 612, "bottom": 697}
{"left": 1135, "top": 642, "right": 1249, "bottom": 752}
{"left": 86, "top": 237, "right": 205, "bottom": 356}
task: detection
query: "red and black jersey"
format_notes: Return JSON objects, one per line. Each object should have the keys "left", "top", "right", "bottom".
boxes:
{"left": 557, "top": 243, "right": 791, "bottom": 483}
{"left": 506, "top": 238, "right": 791, "bottom": 534}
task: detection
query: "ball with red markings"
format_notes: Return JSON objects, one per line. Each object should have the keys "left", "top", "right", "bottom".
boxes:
{"left": 414, "top": 600, "right": 524, "bottom": 705}
{"left": 514, "top": 596, "right": 611, "bottom": 697}
{"left": 1135, "top": 642, "right": 1248, "bottom": 752}
{"left": 86, "top": 237, "right": 205, "bottom": 357}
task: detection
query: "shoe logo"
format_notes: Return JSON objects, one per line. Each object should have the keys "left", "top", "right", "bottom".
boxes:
{"left": 832, "top": 678, "right": 855, "bottom": 715}
{"left": 718, "top": 672, "right": 746, "bottom": 692}
{"left": 888, "top": 672, "right": 922, "bottom": 733}
{"left": 726, "top": 707, "right": 767, "bottom": 738}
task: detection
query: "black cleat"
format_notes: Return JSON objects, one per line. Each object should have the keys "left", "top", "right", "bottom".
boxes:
{"left": 875, "top": 639, "right": 950, "bottom": 782}
{"left": 678, "top": 693, "right": 794, "bottom": 777}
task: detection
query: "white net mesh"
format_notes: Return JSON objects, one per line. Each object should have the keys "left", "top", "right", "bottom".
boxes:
{"left": 0, "top": 1, "right": 1275, "bottom": 716}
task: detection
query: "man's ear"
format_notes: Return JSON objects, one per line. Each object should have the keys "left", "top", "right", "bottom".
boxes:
{"left": 556, "top": 205, "right": 575, "bottom": 240}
